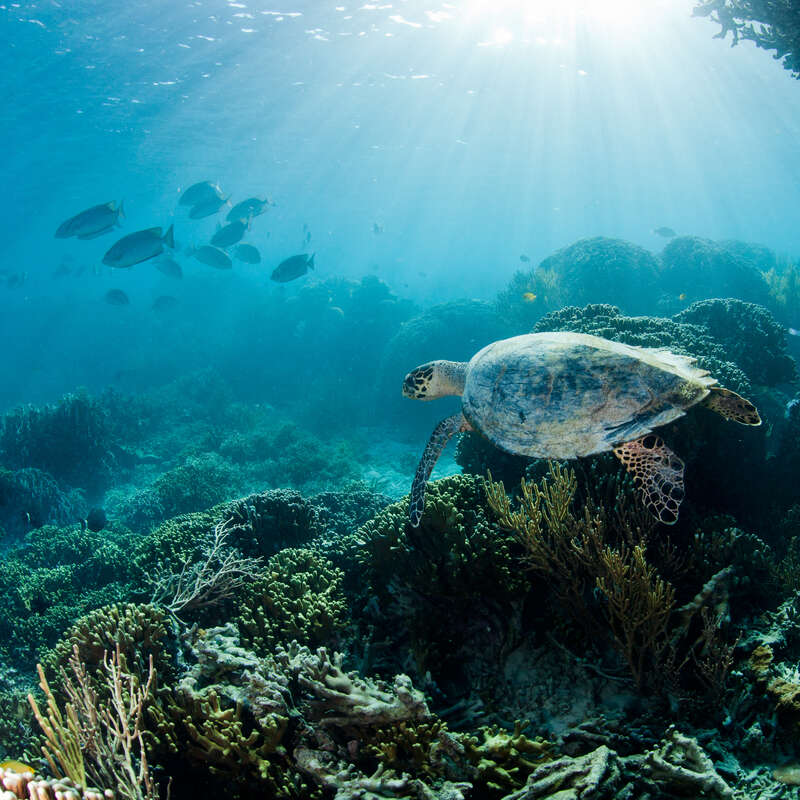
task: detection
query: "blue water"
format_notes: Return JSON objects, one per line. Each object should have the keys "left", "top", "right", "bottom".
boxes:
{"left": 1, "top": 0, "right": 799, "bottom": 410}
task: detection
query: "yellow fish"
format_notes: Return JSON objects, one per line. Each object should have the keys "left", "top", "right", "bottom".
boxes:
{"left": 0, "top": 760, "right": 35, "bottom": 774}
{"left": 522, "top": 292, "right": 537, "bottom": 302}
{"left": 678, "top": 293, "right": 687, "bottom": 301}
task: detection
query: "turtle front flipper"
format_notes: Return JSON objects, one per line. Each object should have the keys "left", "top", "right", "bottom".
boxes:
{"left": 409, "top": 413, "right": 471, "bottom": 527}
{"left": 613, "top": 434, "right": 685, "bottom": 525}
{"left": 703, "top": 386, "right": 761, "bottom": 426}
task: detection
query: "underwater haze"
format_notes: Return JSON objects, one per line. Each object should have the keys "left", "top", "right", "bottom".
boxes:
{"left": 4, "top": 0, "right": 800, "bottom": 798}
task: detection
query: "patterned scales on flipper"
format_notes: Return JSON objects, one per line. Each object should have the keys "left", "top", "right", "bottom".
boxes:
{"left": 703, "top": 386, "right": 761, "bottom": 426}
{"left": 409, "top": 413, "right": 471, "bottom": 527}
{"left": 613, "top": 434, "right": 685, "bottom": 525}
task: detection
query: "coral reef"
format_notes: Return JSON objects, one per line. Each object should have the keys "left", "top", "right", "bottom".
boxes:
{"left": 0, "top": 525, "right": 137, "bottom": 673}
{"left": 659, "top": 236, "right": 771, "bottom": 309}
{"left": 674, "top": 298, "right": 795, "bottom": 387}
{"left": 236, "top": 548, "right": 348, "bottom": 654}
{"left": 0, "top": 468, "right": 87, "bottom": 542}
{"left": 352, "top": 473, "right": 528, "bottom": 696}
{"left": 0, "top": 390, "right": 128, "bottom": 499}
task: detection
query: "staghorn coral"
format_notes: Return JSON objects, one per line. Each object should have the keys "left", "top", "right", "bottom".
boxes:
{"left": 460, "top": 722, "right": 554, "bottom": 798}
{"left": 236, "top": 548, "right": 347, "bottom": 656}
{"left": 352, "top": 473, "right": 528, "bottom": 690}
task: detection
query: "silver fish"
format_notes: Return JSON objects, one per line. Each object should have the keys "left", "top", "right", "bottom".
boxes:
{"left": 154, "top": 256, "right": 183, "bottom": 279}
{"left": 102, "top": 225, "right": 175, "bottom": 268}
{"left": 105, "top": 289, "right": 130, "bottom": 306}
{"left": 55, "top": 201, "right": 124, "bottom": 239}
{"left": 653, "top": 226, "right": 677, "bottom": 238}
{"left": 191, "top": 245, "right": 232, "bottom": 269}
{"left": 152, "top": 295, "right": 179, "bottom": 311}
{"left": 179, "top": 181, "right": 224, "bottom": 206}
{"left": 227, "top": 197, "right": 270, "bottom": 221}
{"left": 233, "top": 243, "right": 261, "bottom": 264}
{"left": 210, "top": 219, "right": 248, "bottom": 248}
{"left": 271, "top": 253, "right": 314, "bottom": 283}
{"left": 189, "top": 195, "right": 229, "bottom": 219}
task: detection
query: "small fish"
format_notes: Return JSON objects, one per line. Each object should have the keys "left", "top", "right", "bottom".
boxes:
{"left": 6, "top": 272, "right": 26, "bottom": 289}
{"left": 179, "top": 181, "right": 224, "bottom": 206}
{"left": 211, "top": 219, "right": 248, "bottom": 248}
{"left": 152, "top": 295, "right": 179, "bottom": 311}
{"left": 679, "top": 293, "right": 687, "bottom": 301}
{"left": 788, "top": 327, "right": 800, "bottom": 337}
{"left": 105, "top": 288, "right": 130, "bottom": 306}
{"left": 520, "top": 254, "right": 531, "bottom": 263}
{"left": 0, "top": 760, "right": 36, "bottom": 775}
{"left": 191, "top": 244, "right": 233, "bottom": 269}
{"left": 189, "top": 195, "right": 230, "bottom": 219}
{"left": 372, "top": 222, "right": 384, "bottom": 235}
{"left": 522, "top": 292, "right": 537, "bottom": 302}
{"left": 233, "top": 243, "right": 261, "bottom": 264}
{"left": 271, "top": 253, "right": 315, "bottom": 283}
{"left": 227, "top": 197, "right": 270, "bottom": 221}
{"left": 103, "top": 225, "right": 175, "bottom": 268}
{"left": 155, "top": 256, "right": 183, "bottom": 279}
{"left": 55, "top": 201, "right": 124, "bottom": 239}
{"left": 653, "top": 226, "right": 677, "bottom": 238}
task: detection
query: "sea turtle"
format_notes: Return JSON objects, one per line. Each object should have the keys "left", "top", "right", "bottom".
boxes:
{"left": 402, "top": 332, "right": 761, "bottom": 527}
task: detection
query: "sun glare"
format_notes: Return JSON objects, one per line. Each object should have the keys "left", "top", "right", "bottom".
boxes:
{"left": 460, "top": 0, "right": 650, "bottom": 40}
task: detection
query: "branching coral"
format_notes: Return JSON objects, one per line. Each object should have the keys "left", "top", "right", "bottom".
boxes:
{"left": 148, "top": 518, "right": 264, "bottom": 618}
{"left": 28, "top": 644, "right": 158, "bottom": 800}
{"left": 486, "top": 466, "right": 677, "bottom": 689}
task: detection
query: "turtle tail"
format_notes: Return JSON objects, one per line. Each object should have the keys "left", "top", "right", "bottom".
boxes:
{"left": 409, "top": 413, "right": 470, "bottom": 527}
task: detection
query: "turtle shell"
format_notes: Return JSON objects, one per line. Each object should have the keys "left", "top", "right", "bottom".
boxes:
{"left": 461, "top": 332, "right": 716, "bottom": 459}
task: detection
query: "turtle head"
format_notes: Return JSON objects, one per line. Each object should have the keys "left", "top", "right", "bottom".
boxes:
{"left": 402, "top": 360, "right": 467, "bottom": 401}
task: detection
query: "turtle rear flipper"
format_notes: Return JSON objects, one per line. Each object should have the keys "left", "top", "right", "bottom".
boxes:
{"left": 409, "top": 413, "right": 471, "bottom": 527}
{"left": 613, "top": 434, "right": 685, "bottom": 525}
{"left": 703, "top": 386, "right": 761, "bottom": 426}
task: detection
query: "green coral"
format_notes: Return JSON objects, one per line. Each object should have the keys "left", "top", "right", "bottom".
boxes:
{"left": 237, "top": 548, "right": 348, "bottom": 655}
{"left": 674, "top": 298, "right": 795, "bottom": 387}
{"left": 353, "top": 474, "right": 527, "bottom": 686}
{"left": 659, "top": 236, "right": 771, "bottom": 309}
{"left": 44, "top": 602, "right": 172, "bottom": 682}
{"left": 0, "top": 525, "right": 137, "bottom": 672}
